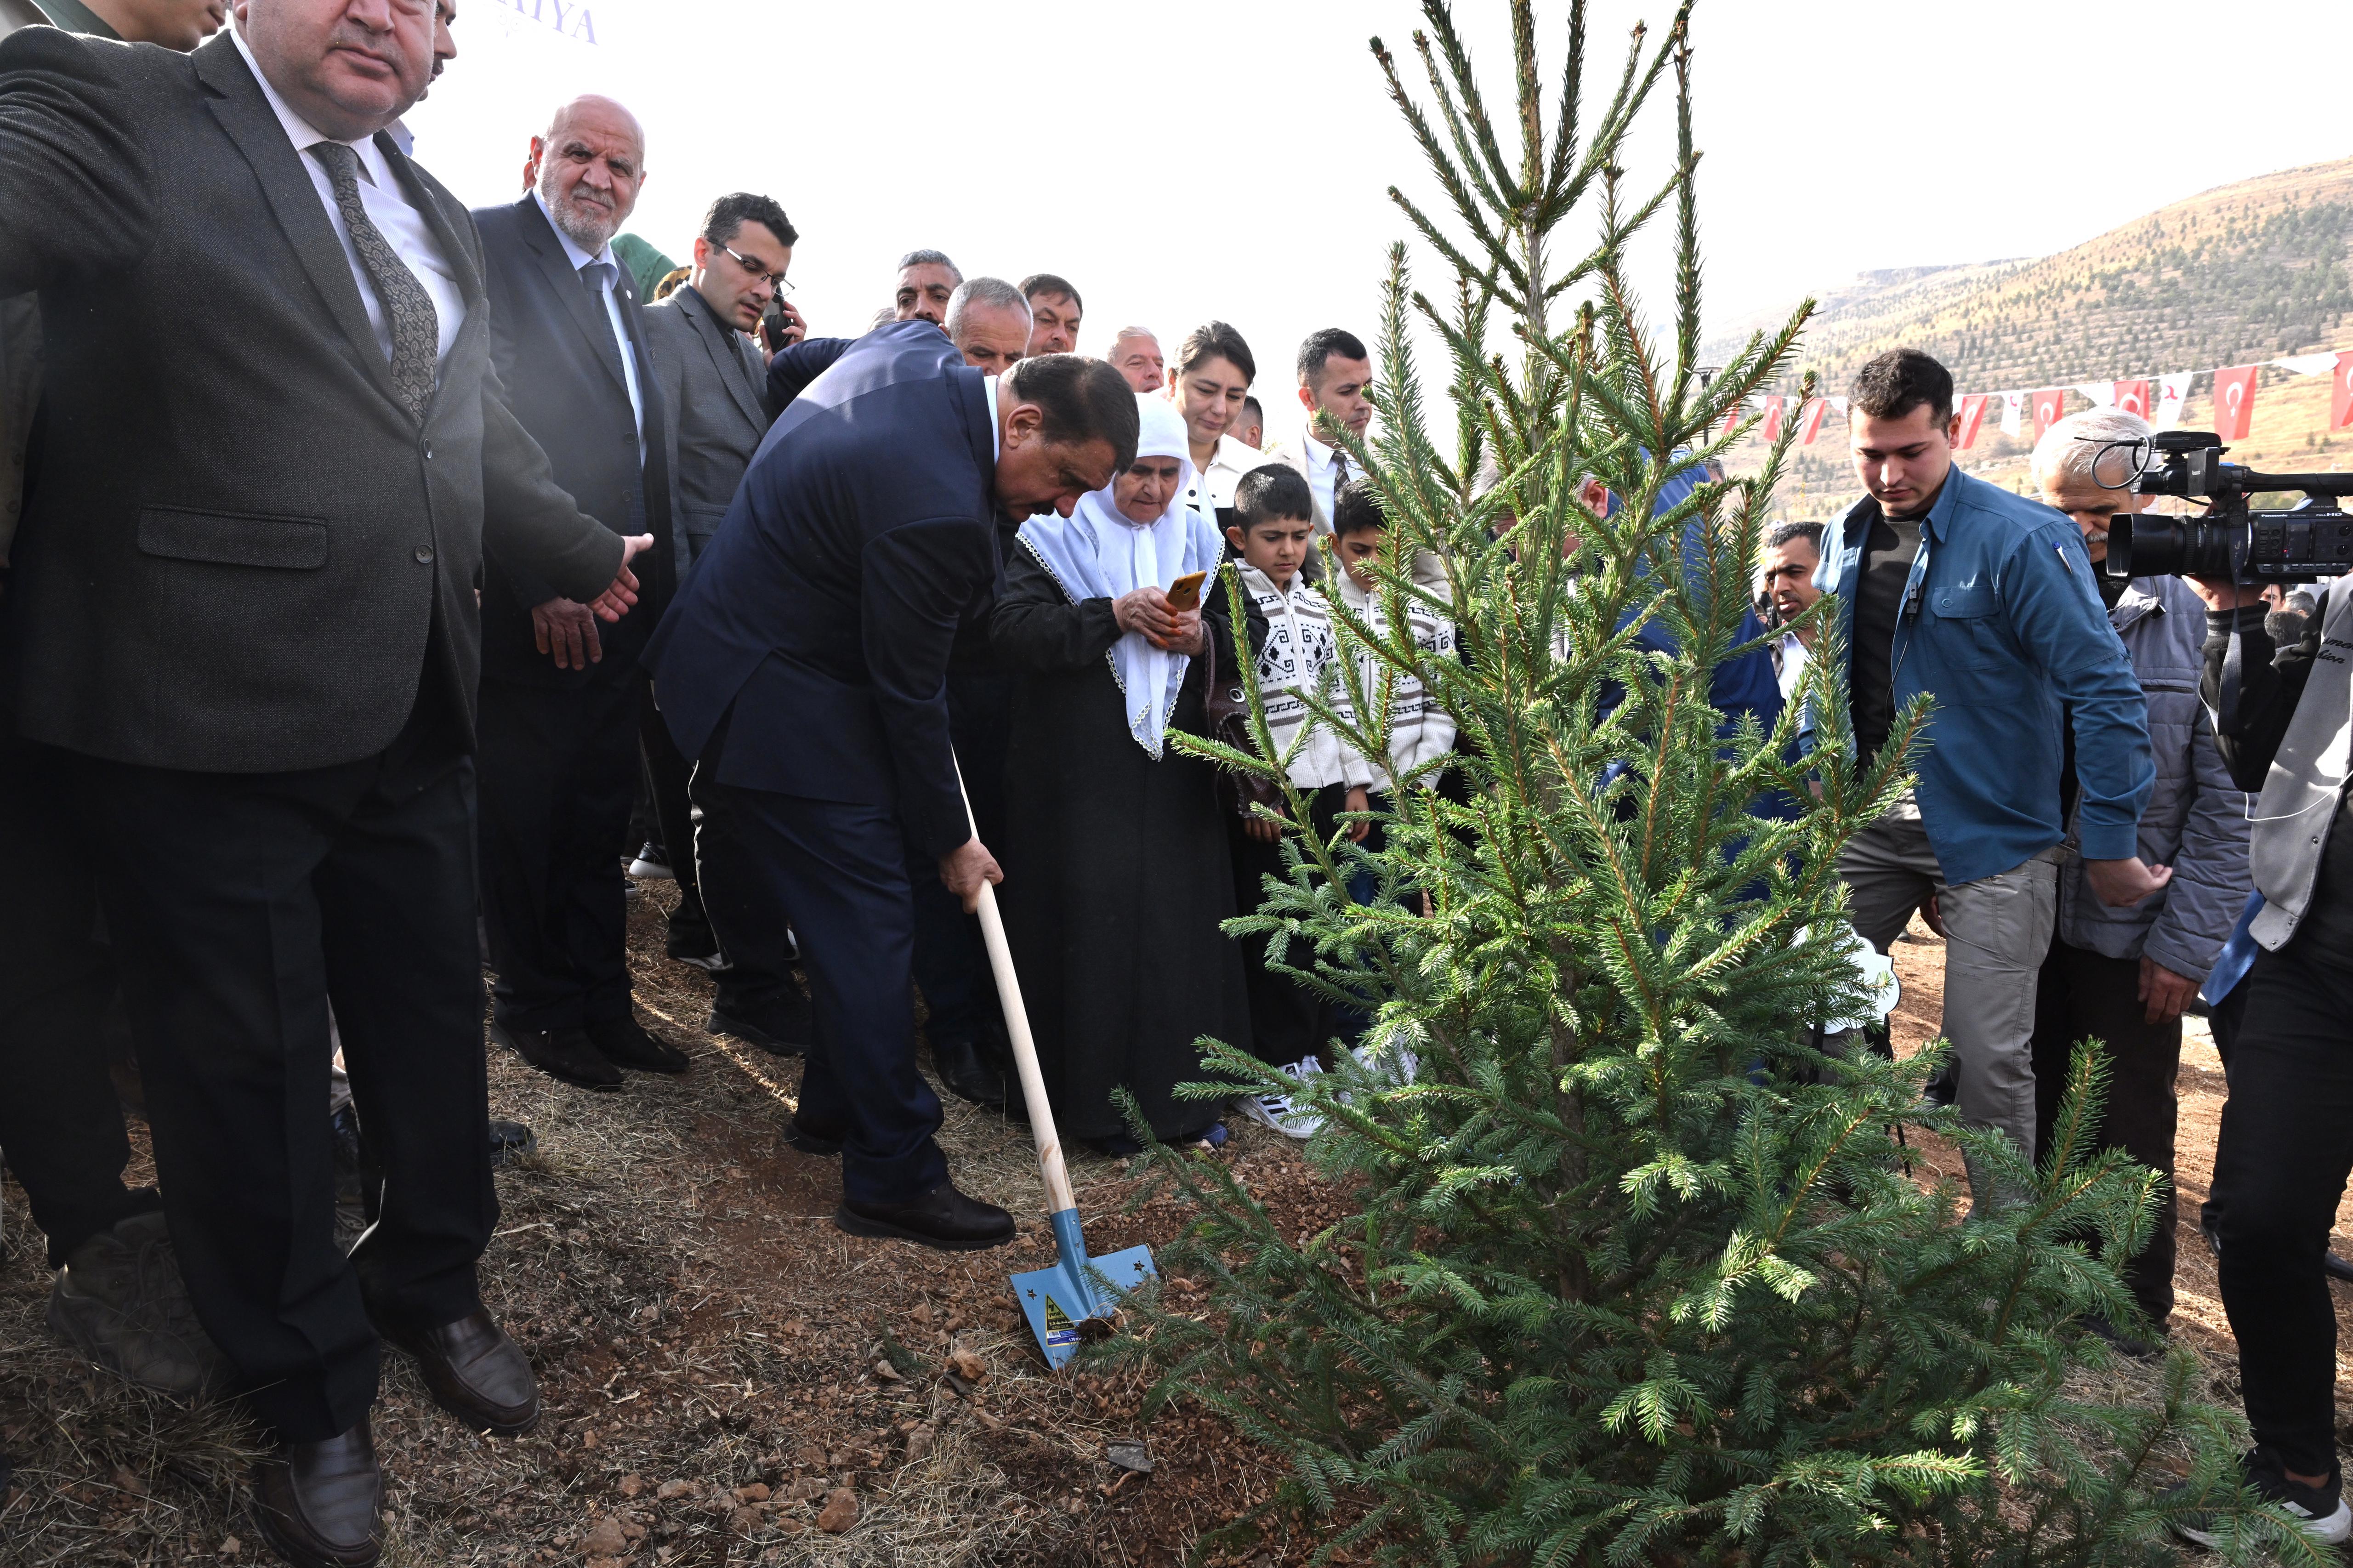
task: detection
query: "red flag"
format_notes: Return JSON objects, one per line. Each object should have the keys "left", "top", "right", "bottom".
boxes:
{"left": 1955, "top": 393, "right": 1989, "bottom": 450}
{"left": 1797, "top": 397, "right": 1828, "bottom": 445}
{"left": 2333, "top": 352, "right": 2353, "bottom": 432}
{"left": 1723, "top": 403, "right": 1741, "bottom": 438}
{"left": 2113, "top": 379, "right": 2152, "bottom": 419}
{"left": 1762, "top": 395, "right": 1785, "bottom": 443}
{"left": 2211, "top": 364, "right": 2258, "bottom": 442}
{"left": 2031, "top": 388, "right": 2068, "bottom": 443}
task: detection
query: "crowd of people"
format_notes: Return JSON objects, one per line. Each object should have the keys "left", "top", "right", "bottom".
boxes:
{"left": 4, "top": 0, "right": 2352, "bottom": 1564}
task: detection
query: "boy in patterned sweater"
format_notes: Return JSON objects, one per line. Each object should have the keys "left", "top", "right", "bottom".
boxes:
{"left": 1222, "top": 465, "right": 1366, "bottom": 1137}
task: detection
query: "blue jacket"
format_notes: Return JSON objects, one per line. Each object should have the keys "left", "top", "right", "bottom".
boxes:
{"left": 645, "top": 320, "right": 999, "bottom": 858}
{"left": 1809, "top": 466, "right": 2153, "bottom": 886}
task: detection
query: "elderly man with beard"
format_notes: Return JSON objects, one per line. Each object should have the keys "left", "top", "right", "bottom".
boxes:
{"left": 470, "top": 96, "right": 687, "bottom": 1091}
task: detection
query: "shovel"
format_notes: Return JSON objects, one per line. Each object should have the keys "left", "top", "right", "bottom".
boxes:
{"left": 952, "top": 760, "right": 1156, "bottom": 1369}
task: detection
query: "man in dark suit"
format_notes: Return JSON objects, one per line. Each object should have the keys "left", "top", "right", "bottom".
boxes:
{"left": 640, "top": 190, "right": 793, "bottom": 988}
{"left": 0, "top": 6, "right": 650, "bottom": 1563}
{"left": 472, "top": 94, "right": 687, "bottom": 1091}
{"left": 649, "top": 336, "right": 1137, "bottom": 1249}
{"left": 0, "top": 0, "right": 232, "bottom": 1403}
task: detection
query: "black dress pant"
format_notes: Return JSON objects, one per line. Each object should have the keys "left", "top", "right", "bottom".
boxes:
{"left": 61, "top": 699, "right": 493, "bottom": 1442}
{"left": 477, "top": 670, "right": 642, "bottom": 1032}
{"left": 0, "top": 721, "right": 155, "bottom": 1267}
{"left": 638, "top": 675, "right": 705, "bottom": 923}
{"left": 1228, "top": 784, "right": 1343, "bottom": 1067}
{"left": 695, "top": 754, "right": 947, "bottom": 1203}
{"left": 907, "top": 668, "right": 1010, "bottom": 1052}
{"left": 2208, "top": 935, "right": 2353, "bottom": 1480}
{"left": 2027, "top": 937, "right": 2181, "bottom": 1323}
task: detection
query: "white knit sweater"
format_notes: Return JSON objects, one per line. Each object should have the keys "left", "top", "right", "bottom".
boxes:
{"left": 1334, "top": 568, "right": 1458, "bottom": 791}
{"left": 1232, "top": 563, "right": 1362, "bottom": 790}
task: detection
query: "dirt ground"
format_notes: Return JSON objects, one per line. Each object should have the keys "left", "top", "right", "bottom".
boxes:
{"left": 0, "top": 884, "right": 1332, "bottom": 1567}
{"left": 3, "top": 896, "right": 2345, "bottom": 1567}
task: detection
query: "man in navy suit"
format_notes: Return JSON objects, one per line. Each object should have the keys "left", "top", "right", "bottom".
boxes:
{"left": 649, "top": 331, "right": 1137, "bottom": 1248}
{"left": 472, "top": 95, "right": 686, "bottom": 1091}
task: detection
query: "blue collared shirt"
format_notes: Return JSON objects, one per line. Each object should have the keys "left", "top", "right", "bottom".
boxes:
{"left": 1806, "top": 466, "right": 2153, "bottom": 886}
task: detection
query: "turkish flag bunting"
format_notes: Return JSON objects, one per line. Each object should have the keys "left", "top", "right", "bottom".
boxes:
{"left": 1723, "top": 403, "right": 1741, "bottom": 437}
{"left": 2333, "top": 352, "right": 2353, "bottom": 432}
{"left": 2113, "top": 379, "right": 2152, "bottom": 419}
{"left": 1797, "top": 397, "right": 1829, "bottom": 445}
{"left": 2211, "top": 364, "right": 2259, "bottom": 442}
{"left": 2031, "top": 388, "right": 2067, "bottom": 443}
{"left": 1955, "top": 393, "right": 1989, "bottom": 450}
{"left": 1762, "top": 395, "right": 1785, "bottom": 443}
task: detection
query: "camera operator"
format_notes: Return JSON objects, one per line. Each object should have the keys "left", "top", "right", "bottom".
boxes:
{"left": 2025, "top": 410, "right": 2251, "bottom": 1357}
{"left": 2173, "top": 556, "right": 2353, "bottom": 1542}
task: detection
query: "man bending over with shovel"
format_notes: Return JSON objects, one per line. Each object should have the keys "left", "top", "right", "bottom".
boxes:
{"left": 646, "top": 326, "right": 1137, "bottom": 1249}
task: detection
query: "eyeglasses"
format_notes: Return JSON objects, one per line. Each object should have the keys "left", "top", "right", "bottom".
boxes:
{"left": 711, "top": 239, "right": 791, "bottom": 294}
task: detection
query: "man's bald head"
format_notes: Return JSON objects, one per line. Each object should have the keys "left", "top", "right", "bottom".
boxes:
{"left": 529, "top": 94, "right": 646, "bottom": 254}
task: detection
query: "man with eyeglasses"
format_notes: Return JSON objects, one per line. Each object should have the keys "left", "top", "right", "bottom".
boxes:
{"left": 642, "top": 192, "right": 813, "bottom": 1024}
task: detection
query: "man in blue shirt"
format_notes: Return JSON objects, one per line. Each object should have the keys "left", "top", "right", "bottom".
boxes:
{"left": 1813, "top": 349, "right": 2165, "bottom": 1199}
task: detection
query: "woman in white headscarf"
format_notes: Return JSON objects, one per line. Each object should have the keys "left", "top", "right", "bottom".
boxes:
{"left": 990, "top": 395, "right": 1253, "bottom": 1151}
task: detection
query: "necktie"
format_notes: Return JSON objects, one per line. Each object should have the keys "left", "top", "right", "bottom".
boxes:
{"left": 308, "top": 141, "right": 437, "bottom": 422}
{"left": 1333, "top": 449, "right": 1350, "bottom": 496}
{"left": 577, "top": 260, "right": 629, "bottom": 388}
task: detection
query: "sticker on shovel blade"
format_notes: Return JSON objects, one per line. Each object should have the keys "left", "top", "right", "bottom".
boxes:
{"left": 1040, "top": 1296, "right": 1081, "bottom": 1349}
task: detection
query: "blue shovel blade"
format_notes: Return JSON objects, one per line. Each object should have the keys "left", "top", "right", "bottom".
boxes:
{"left": 1012, "top": 1218, "right": 1157, "bottom": 1370}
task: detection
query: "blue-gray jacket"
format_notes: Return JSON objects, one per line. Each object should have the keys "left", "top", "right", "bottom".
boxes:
{"left": 2057, "top": 574, "right": 2251, "bottom": 981}
{"left": 1808, "top": 466, "right": 2154, "bottom": 886}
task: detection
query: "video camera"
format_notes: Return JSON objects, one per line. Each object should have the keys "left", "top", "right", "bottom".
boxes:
{"left": 2101, "top": 430, "right": 2353, "bottom": 584}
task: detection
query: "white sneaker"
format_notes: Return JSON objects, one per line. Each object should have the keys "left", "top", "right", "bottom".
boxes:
{"left": 1236, "top": 1057, "right": 1325, "bottom": 1139}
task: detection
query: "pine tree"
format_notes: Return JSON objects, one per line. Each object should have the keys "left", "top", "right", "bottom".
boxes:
{"left": 1108, "top": 3, "right": 2300, "bottom": 1563}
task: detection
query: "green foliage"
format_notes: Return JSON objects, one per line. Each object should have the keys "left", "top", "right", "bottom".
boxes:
{"left": 1108, "top": 3, "right": 2296, "bottom": 1562}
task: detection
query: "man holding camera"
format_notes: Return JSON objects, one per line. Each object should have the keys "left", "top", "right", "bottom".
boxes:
{"left": 2027, "top": 409, "right": 2251, "bottom": 1353}
{"left": 1815, "top": 350, "right": 2163, "bottom": 1207}
{"left": 2171, "top": 536, "right": 2353, "bottom": 1543}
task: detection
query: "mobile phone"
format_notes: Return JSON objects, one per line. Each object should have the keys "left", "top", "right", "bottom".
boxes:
{"left": 1165, "top": 570, "right": 1207, "bottom": 612}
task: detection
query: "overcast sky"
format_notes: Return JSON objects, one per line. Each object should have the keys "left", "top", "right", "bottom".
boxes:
{"left": 409, "top": 0, "right": 2353, "bottom": 452}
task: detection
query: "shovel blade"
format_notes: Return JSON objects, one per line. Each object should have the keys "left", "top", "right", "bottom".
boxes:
{"left": 1011, "top": 1241, "right": 1158, "bottom": 1371}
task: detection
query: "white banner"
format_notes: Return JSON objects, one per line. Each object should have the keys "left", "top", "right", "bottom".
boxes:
{"left": 2000, "top": 391, "right": 2024, "bottom": 437}
{"left": 2154, "top": 372, "right": 2196, "bottom": 432}
{"left": 2273, "top": 353, "right": 2340, "bottom": 377}
{"left": 2074, "top": 381, "right": 2117, "bottom": 408}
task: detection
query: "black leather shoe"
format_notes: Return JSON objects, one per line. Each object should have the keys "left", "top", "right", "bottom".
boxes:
{"left": 707, "top": 996, "right": 812, "bottom": 1057}
{"left": 374, "top": 1309, "right": 540, "bottom": 1436}
{"left": 489, "top": 1022, "right": 623, "bottom": 1092}
{"left": 665, "top": 917, "right": 727, "bottom": 970}
{"left": 933, "top": 1036, "right": 1007, "bottom": 1109}
{"left": 585, "top": 1015, "right": 689, "bottom": 1075}
{"left": 487, "top": 1119, "right": 537, "bottom": 1168}
{"left": 252, "top": 1422, "right": 382, "bottom": 1568}
{"left": 784, "top": 1114, "right": 845, "bottom": 1156}
{"left": 835, "top": 1180, "right": 1016, "bottom": 1251}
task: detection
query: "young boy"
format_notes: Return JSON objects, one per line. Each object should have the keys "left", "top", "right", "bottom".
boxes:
{"left": 1222, "top": 464, "right": 1366, "bottom": 1138}
{"left": 1330, "top": 480, "right": 1458, "bottom": 802}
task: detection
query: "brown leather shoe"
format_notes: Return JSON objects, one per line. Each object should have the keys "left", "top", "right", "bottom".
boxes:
{"left": 376, "top": 1309, "right": 540, "bottom": 1436}
{"left": 252, "top": 1422, "right": 382, "bottom": 1568}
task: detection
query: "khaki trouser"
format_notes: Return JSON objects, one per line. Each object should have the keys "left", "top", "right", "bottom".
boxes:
{"left": 1838, "top": 794, "right": 2059, "bottom": 1193}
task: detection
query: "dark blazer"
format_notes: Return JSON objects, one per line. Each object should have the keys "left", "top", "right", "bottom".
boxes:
{"left": 647, "top": 320, "right": 998, "bottom": 858}
{"left": 642, "top": 283, "right": 770, "bottom": 582}
{"left": 472, "top": 194, "right": 674, "bottom": 685}
{"left": 763, "top": 334, "right": 855, "bottom": 414}
{"left": 0, "top": 28, "right": 625, "bottom": 770}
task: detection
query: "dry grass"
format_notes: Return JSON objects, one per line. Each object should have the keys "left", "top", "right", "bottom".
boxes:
{"left": 0, "top": 882, "right": 1310, "bottom": 1567}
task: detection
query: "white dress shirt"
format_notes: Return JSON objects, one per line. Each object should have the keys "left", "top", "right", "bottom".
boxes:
{"left": 533, "top": 190, "right": 646, "bottom": 465}
{"left": 230, "top": 26, "right": 464, "bottom": 374}
{"left": 1300, "top": 431, "right": 1354, "bottom": 531}
{"left": 984, "top": 372, "right": 1000, "bottom": 460}
{"left": 1182, "top": 434, "right": 1275, "bottom": 526}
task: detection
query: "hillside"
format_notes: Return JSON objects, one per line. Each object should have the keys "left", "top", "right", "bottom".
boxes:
{"left": 1715, "top": 155, "right": 2353, "bottom": 517}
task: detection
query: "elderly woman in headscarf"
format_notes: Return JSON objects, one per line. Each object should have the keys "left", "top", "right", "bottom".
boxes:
{"left": 990, "top": 395, "right": 1254, "bottom": 1152}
